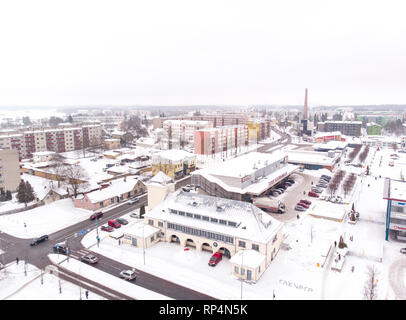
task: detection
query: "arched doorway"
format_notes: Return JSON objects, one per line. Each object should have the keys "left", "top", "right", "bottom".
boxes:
{"left": 170, "top": 235, "right": 180, "bottom": 244}
{"left": 185, "top": 238, "right": 196, "bottom": 248}
{"left": 218, "top": 247, "right": 231, "bottom": 258}
{"left": 201, "top": 242, "right": 213, "bottom": 253}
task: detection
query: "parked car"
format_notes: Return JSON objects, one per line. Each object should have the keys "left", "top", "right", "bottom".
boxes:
{"left": 30, "top": 235, "right": 49, "bottom": 246}
{"left": 398, "top": 150, "right": 406, "bottom": 153}
{"left": 400, "top": 248, "right": 406, "bottom": 254}
{"left": 300, "top": 199, "right": 311, "bottom": 205}
{"left": 316, "top": 183, "right": 328, "bottom": 188}
{"left": 321, "top": 175, "right": 331, "bottom": 180}
{"left": 319, "top": 179, "right": 329, "bottom": 184}
{"left": 53, "top": 243, "right": 68, "bottom": 254}
{"left": 129, "top": 212, "right": 140, "bottom": 218}
{"left": 208, "top": 252, "right": 223, "bottom": 266}
{"left": 90, "top": 211, "right": 103, "bottom": 220}
{"left": 117, "top": 218, "right": 128, "bottom": 225}
{"left": 81, "top": 254, "right": 98, "bottom": 264}
{"left": 311, "top": 187, "right": 323, "bottom": 193}
{"left": 297, "top": 202, "right": 309, "bottom": 209}
{"left": 181, "top": 187, "right": 191, "bottom": 192}
{"left": 108, "top": 219, "right": 121, "bottom": 228}
{"left": 295, "top": 205, "right": 306, "bottom": 211}
{"left": 101, "top": 225, "right": 114, "bottom": 232}
{"left": 128, "top": 197, "right": 139, "bottom": 205}
{"left": 283, "top": 181, "right": 293, "bottom": 187}
{"left": 285, "top": 178, "right": 295, "bottom": 184}
{"left": 271, "top": 191, "right": 281, "bottom": 197}
{"left": 308, "top": 191, "right": 319, "bottom": 197}
{"left": 120, "top": 269, "right": 137, "bottom": 281}
{"left": 275, "top": 188, "right": 285, "bottom": 193}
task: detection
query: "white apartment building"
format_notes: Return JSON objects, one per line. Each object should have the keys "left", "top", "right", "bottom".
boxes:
{"left": 0, "top": 124, "right": 102, "bottom": 158}
{"left": 0, "top": 149, "right": 21, "bottom": 192}
{"left": 162, "top": 120, "right": 212, "bottom": 149}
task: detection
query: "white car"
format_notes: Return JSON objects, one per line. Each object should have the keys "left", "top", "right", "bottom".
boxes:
{"left": 128, "top": 197, "right": 139, "bottom": 205}
{"left": 120, "top": 269, "right": 137, "bottom": 281}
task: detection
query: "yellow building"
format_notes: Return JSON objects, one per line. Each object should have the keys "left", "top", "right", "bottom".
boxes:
{"left": 151, "top": 149, "right": 196, "bottom": 180}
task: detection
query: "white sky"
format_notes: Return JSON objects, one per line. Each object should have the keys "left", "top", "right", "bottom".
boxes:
{"left": 0, "top": 0, "right": 405, "bottom": 107}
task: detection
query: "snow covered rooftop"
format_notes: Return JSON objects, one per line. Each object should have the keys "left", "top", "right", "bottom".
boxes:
{"left": 383, "top": 178, "right": 406, "bottom": 201}
{"left": 145, "top": 191, "right": 283, "bottom": 244}
{"left": 285, "top": 150, "right": 339, "bottom": 166}
{"left": 123, "top": 220, "right": 160, "bottom": 238}
{"left": 148, "top": 171, "right": 173, "bottom": 185}
{"left": 84, "top": 177, "right": 141, "bottom": 203}
{"left": 152, "top": 149, "right": 196, "bottom": 162}
{"left": 229, "top": 249, "right": 266, "bottom": 268}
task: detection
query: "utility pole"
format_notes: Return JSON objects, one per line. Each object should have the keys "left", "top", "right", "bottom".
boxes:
{"left": 143, "top": 224, "right": 146, "bottom": 265}
{"left": 240, "top": 251, "right": 244, "bottom": 300}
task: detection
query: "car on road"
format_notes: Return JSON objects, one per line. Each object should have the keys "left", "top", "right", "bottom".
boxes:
{"left": 308, "top": 191, "right": 319, "bottom": 197}
{"left": 53, "top": 243, "right": 69, "bottom": 254}
{"left": 181, "top": 187, "right": 191, "bottom": 192}
{"left": 81, "top": 254, "right": 98, "bottom": 264}
{"left": 127, "top": 197, "right": 139, "bottom": 205}
{"left": 108, "top": 219, "right": 121, "bottom": 228}
{"left": 208, "top": 252, "right": 223, "bottom": 266}
{"left": 30, "top": 235, "right": 49, "bottom": 246}
{"left": 300, "top": 199, "right": 311, "bottom": 205}
{"left": 120, "top": 269, "right": 137, "bottom": 281}
{"left": 101, "top": 225, "right": 114, "bottom": 232}
{"left": 117, "top": 218, "right": 128, "bottom": 225}
{"left": 295, "top": 205, "right": 306, "bottom": 211}
{"left": 400, "top": 248, "right": 406, "bottom": 254}
{"left": 90, "top": 211, "right": 103, "bottom": 220}
{"left": 399, "top": 150, "right": 406, "bottom": 153}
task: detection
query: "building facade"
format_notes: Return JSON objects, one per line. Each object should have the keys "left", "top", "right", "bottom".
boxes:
{"left": 0, "top": 124, "right": 102, "bottom": 159}
{"left": 194, "top": 125, "right": 248, "bottom": 156}
{"left": 383, "top": 178, "right": 406, "bottom": 241}
{"left": 162, "top": 120, "right": 212, "bottom": 149}
{"left": 151, "top": 149, "right": 196, "bottom": 180}
{"left": 144, "top": 191, "right": 284, "bottom": 282}
{"left": 0, "top": 149, "right": 21, "bottom": 192}
{"left": 317, "top": 121, "right": 362, "bottom": 137}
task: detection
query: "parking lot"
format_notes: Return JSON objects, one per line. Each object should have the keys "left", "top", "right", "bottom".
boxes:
{"left": 265, "top": 172, "right": 322, "bottom": 222}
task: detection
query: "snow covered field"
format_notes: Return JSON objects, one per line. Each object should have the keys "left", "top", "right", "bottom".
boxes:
{"left": 1, "top": 145, "right": 405, "bottom": 300}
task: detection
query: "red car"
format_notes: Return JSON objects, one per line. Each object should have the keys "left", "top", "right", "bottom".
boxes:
{"left": 108, "top": 219, "right": 121, "bottom": 229}
{"left": 297, "top": 202, "right": 309, "bottom": 209}
{"left": 208, "top": 252, "right": 223, "bottom": 266}
{"left": 300, "top": 199, "right": 312, "bottom": 205}
{"left": 308, "top": 191, "right": 319, "bottom": 197}
{"left": 101, "top": 225, "right": 114, "bottom": 232}
{"left": 90, "top": 211, "right": 103, "bottom": 220}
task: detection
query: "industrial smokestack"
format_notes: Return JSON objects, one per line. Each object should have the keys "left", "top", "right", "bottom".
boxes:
{"left": 304, "top": 88, "right": 308, "bottom": 120}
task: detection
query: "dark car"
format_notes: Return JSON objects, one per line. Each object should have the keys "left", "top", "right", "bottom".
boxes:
{"left": 53, "top": 243, "right": 68, "bottom": 254}
{"left": 400, "top": 248, "right": 406, "bottom": 254}
{"left": 30, "top": 235, "right": 49, "bottom": 246}
{"left": 117, "top": 218, "right": 128, "bottom": 225}
{"left": 101, "top": 225, "right": 114, "bottom": 232}
{"left": 90, "top": 211, "right": 103, "bottom": 220}
{"left": 208, "top": 252, "right": 223, "bottom": 266}
{"left": 81, "top": 254, "right": 98, "bottom": 264}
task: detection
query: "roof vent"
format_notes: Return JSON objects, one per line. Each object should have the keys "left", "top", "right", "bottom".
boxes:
{"left": 216, "top": 205, "right": 225, "bottom": 212}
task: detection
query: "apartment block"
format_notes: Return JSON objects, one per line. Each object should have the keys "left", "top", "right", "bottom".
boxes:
{"left": 0, "top": 149, "right": 21, "bottom": 192}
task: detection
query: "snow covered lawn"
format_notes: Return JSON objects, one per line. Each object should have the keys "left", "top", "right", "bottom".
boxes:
{"left": 0, "top": 198, "right": 90, "bottom": 239}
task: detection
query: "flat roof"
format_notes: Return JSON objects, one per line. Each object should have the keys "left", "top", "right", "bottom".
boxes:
{"left": 383, "top": 178, "right": 406, "bottom": 201}
{"left": 285, "top": 150, "right": 339, "bottom": 166}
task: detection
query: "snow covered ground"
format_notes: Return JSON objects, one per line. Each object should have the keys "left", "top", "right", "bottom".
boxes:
{"left": 1, "top": 145, "right": 405, "bottom": 300}
{"left": 0, "top": 261, "right": 105, "bottom": 300}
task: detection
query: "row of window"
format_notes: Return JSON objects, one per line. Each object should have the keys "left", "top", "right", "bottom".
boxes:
{"left": 167, "top": 222, "right": 234, "bottom": 244}
{"left": 390, "top": 217, "right": 406, "bottom": 225}
{"left": 392, "top": 206, "right": 405, "bottom": 213}
{"left": 169, "top": 208, "right": 238, "bottom": 228}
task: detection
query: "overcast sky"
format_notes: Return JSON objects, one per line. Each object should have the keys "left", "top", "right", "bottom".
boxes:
{"left": 0, "top": 0, "right": 405, "bottom": 108}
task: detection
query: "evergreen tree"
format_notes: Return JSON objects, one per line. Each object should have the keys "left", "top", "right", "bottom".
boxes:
{"left": 6, "top": 190, "right": 12, "bottom": 200}
{"left": 16, "top": 180, "right": 27, "bottom": 203}
{"left": 25, "top": 181, "right": 35, "bottom": 203}
{"left": 140, "top": 205, "right": 145, "bottom": 217}
{"left": 0, "top": 189, "right": 6, "bottom": 202}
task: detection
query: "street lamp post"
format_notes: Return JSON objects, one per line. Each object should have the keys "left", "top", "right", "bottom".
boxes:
{"left": 143, "top": 223, "right": 145, "bottom": 265}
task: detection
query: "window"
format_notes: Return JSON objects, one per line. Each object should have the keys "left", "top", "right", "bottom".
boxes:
{"left": 194, "top": 214, "right": 201, "bottom": 220}
{"left": 392, "top": 206, "right": 405, "bottom": 213}
{"left": 178, "top": 211, "right": 185, "bottom": 216}
{"left": 186, "top": 212, "right": 193, "bottom": 218}
{"left": 234, "top": 266, "right": 239, "bottom": 274}
{"left": 239, "top": 241, "right": 246, "bottom": 248}
{"left": 150, "top": 235, "right": 155, "bottom": 242}
{"left": 158, "top": 222, "right": 163, "bottom": 227}
{"left": 272, "top": 235, "right": 278, "bottom": 244}
{"left": 219, "top": 219, "right": 227, "bottom": 225}
{"left": 240, "top": 268, "right": 245, "bottom": 276}
{"left": 148, "top": 220, "right": 154, "bottom": 226}
{"left": 99, "top": 201, "right": 104, "bottom": 207}
{"left": 202, "top": 216, "right": 209, "bottom": 221}
{"left": 252, "top": 244, "right": 259, "bottom": 251}
{"left": 228, "top": 221, "right": 237, "bottom": 227}
{"left": 210, "top": 218, "right": 218, "bottom": 223}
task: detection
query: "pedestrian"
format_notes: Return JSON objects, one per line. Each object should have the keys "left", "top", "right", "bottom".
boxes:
{"left": 85, "top": 290, "right": 89, "bottom": 299}
{"left": 334, "top": 241, "right": 337, "bottom": 247}
{"left": 351, "top": 266, "right": 355, "bottom": 272}
{"left": 16, "top": 257, "right": 19, "bottom": 265}
{"left": 118, "top": 239, "right": 121, "bottom": 246}
{"left": 297, "top": 214, "right": 299, "bottom": 219}
{"left": 303, "top": 191, "right": 306, "bottom": 195}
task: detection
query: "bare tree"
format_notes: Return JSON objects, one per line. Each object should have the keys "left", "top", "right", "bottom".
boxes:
{"left": 363, "top": 265, "right": 379, "bottom": 300}
{"left": 50, "top": 153, "right": 67, "bottom": 188}
{"left": 63, "top": 165, "right": 89, "bottom": 198}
